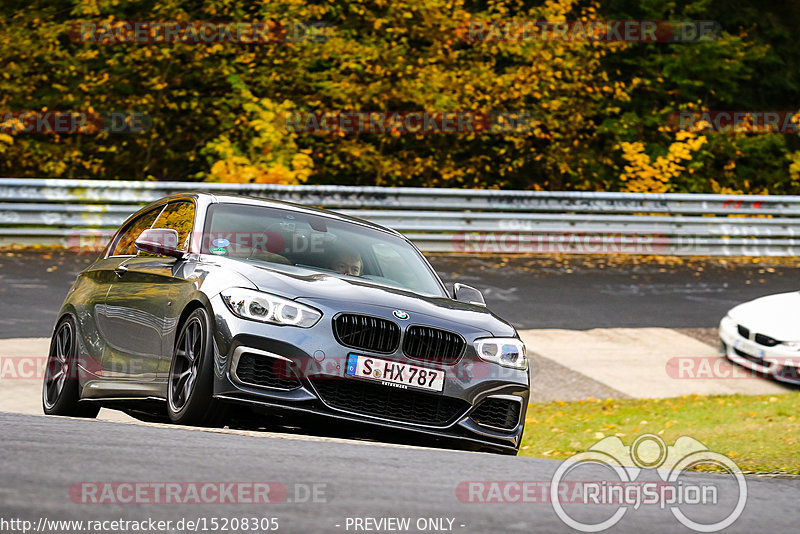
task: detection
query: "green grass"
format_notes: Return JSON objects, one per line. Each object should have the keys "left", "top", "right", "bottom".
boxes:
{"left": 519, "top": 393, "right": 800, "bottom": 475}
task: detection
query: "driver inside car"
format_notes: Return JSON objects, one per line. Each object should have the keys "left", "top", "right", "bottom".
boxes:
{"left": 330, "top": 247, "right": 363, "bottom": 276}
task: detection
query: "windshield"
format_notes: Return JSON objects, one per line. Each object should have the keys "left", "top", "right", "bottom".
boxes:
{"left": 202, "top": 203, "right": 446, "bottom": 297}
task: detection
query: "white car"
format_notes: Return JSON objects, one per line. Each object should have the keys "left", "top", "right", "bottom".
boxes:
{"left": 719, "top": 291, "right": 800, "bottom": 385}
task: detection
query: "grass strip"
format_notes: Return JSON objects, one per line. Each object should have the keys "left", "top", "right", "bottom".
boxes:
{"left": 519, "top": 392, "right": 799, "bottom": 475}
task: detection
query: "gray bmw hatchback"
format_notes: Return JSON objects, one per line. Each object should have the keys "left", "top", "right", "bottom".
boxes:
{"left": 42, "top": 193, "right": 529, "bottom": 454}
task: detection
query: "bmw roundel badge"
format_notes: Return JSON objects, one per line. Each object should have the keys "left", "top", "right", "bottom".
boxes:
{"left": 393, "top": 310, "right": 409, "bottom": 320}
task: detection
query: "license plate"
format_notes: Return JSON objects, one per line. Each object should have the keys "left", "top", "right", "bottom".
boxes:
{"left": 734, "top": 339, "right": 765, "bottom": 358}
{"left": 345, "top": 354, "right": 445, "bottom": 392}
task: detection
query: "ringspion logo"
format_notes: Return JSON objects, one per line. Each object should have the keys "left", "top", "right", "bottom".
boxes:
{"left": 550, "top": 434, "right": 746, "bottom": 532}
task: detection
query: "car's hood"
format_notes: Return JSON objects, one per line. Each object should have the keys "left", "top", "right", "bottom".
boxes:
{"left": 727, "top": 291, "right": 800, "bottom": 341}
{"left": 216, "top": 257, "right": 515, "bottom": 337}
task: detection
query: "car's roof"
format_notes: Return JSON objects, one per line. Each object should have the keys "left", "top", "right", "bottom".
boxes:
{"left": 169, "top": 191, "right": 404, "bottom": 238}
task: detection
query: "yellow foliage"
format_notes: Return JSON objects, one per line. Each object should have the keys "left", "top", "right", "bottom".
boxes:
{"left": 619, "top": 131, "right": 707, "bottom": 193}
{"left": 206, "top": 139, "right": 313, "bottom": 185}
{"left": 0, "top": 133, "right": 12, "bottom": 154}
{"left": 709, "top": 178, "right": 743, "bottom": 195}
{"left": 202, "top": 82, "right": 313, "bottom": 185}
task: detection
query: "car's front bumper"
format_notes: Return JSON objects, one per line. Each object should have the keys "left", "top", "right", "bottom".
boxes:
{"left": 719, "top": 317, "right": 800, "bottom": 385}
{"left": 208, "top": 295, "right": 530, "bottom": 453}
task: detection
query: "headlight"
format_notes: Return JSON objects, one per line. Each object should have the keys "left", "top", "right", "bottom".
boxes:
{"left": 474, "top": 338, "right": 527, "bottom": 370}
{"left": 220, "top": 288, "right": 322, "bottom": 328}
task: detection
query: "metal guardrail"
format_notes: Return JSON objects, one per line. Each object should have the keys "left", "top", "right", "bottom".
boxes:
{"left": 0, "top": 178, "right": 798, "bottom": 256}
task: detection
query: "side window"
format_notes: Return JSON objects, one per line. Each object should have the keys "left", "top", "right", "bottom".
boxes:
{"left": 152, "top": 201, "right": 195, "bottom": 251}
{"left": 110, "top": 207, "right": 163, "bottom": 257}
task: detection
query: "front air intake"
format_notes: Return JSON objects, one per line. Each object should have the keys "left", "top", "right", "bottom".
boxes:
{"left": 470, "top": 398, "right": 521, "bottom": 431}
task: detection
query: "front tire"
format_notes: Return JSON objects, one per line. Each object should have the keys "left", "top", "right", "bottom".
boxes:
{"left": 167, "top": 307, "right": 226, "bottom": 426}
{"left": 42, "top": 316, "right": 99, "bottom": 418}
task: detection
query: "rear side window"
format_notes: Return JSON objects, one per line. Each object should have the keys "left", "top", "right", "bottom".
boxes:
{"left": 152, "top": 201, "right": 195, "bottom": 251}
{"left": 109, "top": 207, "right": 163, "bottom": 257}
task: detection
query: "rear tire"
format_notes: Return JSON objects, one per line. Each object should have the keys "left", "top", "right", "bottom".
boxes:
{"left": 42, "top": 316, "right": 100, "bottom": 418}
{"left": 167, "top": 307, "right": 227, "bottom": 426}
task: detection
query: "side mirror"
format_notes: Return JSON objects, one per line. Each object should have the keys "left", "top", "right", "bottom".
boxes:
{"left": 453, "top": 283, "right": 486, "bottom": 306}
{"left": 134, "top": 228, "right": 184, "bottom": 258}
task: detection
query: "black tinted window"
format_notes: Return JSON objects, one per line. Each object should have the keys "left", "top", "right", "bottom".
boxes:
{"left": 110, "top": 207, "right": 163, "bottom": 256}
{"left": 152, "top": 201, "right": 195, "bottom": 251}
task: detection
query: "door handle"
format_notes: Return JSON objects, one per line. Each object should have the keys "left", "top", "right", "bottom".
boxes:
{"left": 114, "top": 265, "right": 129, "bottom": 277}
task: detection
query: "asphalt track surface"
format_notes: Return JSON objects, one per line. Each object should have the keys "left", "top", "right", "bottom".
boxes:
{"left": 2, "top": 412, "right": 800, "bottom": 534}
{"left": 1, "top": 251, "right": 798, "bottom": 337}
{"left": 2, "top": 251, "right": 800, "bottom": 533}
